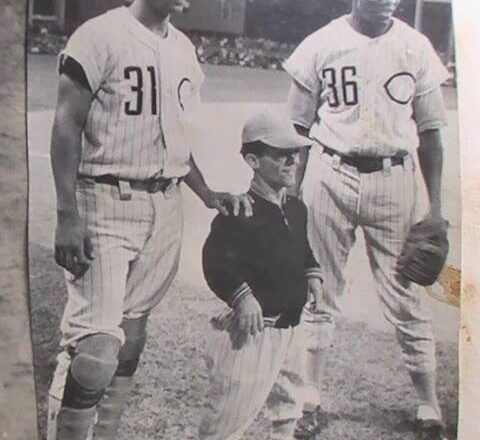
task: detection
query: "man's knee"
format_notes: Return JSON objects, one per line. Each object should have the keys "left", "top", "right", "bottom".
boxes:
{"left": 395, "top": 323, "right": 436, "bottom": 374}
{"left": 62, "top": 333, "right": 121, "bottom": 408}
{"left": 116, "top": 316, "right": 148, "bottom": 377}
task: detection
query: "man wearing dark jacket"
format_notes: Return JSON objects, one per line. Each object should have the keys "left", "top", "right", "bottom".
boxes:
{"left": 199, "top": 110, "right": 324, "bottom": 440}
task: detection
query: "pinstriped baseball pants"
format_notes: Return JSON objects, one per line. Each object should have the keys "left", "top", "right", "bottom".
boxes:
{"left": 199, "top": 323, "right": 306, "bottom": 440}
{"left": 301, "top": 148, "right": 436, "bottom": 389}
{"left": 60, "top": 177, "right": 184, "bottom": 348}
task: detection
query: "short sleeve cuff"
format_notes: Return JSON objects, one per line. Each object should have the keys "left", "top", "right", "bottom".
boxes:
{"left": 413, "top": 87, "right": 448, "bottom": 133}
{"left": 417, "top": 118, "right": 448, "bottom": 133}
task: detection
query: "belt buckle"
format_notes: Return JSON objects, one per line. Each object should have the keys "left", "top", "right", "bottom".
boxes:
{"left": 146, "top": 179, "right": 163, "bottom": 193}
{"left": 356, "top": 157, "right": 381, "bottom": 174}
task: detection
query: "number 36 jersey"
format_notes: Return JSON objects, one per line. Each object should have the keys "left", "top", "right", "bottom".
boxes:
{"left": 59, "top": 6, "right": 204, "bottom": 180}
{"left": 283, "top": 16, "right": 449, "bottom": 156}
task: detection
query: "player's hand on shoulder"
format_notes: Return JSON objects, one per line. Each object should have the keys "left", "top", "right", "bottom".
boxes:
{"left": 233, "top": 292, "right": 264, "bottom": 336}
{"left": 55, "top": 212, "right": 94, "bottom": 279}
{"left": 204, "top": 191, "right": 254, "bottom": 217}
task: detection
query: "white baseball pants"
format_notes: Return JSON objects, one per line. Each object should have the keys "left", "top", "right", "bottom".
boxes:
{"left": 199, "top": 319, "right": 306, "bottom": 440}
{"left": 301, "top": 148, "right": 436, "bottom": 403}
{"left": 60, "top": 177, "right": 184, "bottom": 348}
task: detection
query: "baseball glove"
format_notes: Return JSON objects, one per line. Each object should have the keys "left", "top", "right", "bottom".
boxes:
{"left": 396, "top": 217, "right": 449, "bottom": 286}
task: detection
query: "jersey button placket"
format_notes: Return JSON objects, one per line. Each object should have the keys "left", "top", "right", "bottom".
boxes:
{"left": 156, "top": 47, "right": 167, "bottom": 177}
{"left": 371, "top": 42, "right": 382, "bottom": 156}
{"left": 365, "top": 42, "right": 378, "bottom": 154}
{"left": 360, "top": 45, "right": 372, "bottom": 154}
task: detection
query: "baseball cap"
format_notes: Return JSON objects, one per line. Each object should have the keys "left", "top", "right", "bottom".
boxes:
{"left": 241, "top": 110, "right": 312, "bottom": 150}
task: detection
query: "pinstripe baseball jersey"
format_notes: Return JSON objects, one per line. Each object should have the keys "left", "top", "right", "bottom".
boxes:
{"left": 59, "top": 6, "right": 204, "bottom": 180}
{"left": 283, "top": 16, "right": 449, "bottom": 156}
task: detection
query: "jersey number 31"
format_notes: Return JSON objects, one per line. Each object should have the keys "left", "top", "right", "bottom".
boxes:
{"left": 124, "top": 66, "right": 158, "bottom": 116}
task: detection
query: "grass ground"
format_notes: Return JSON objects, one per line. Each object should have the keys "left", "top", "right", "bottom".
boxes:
{"left": 28, "top": 254, "right": 461, "bottom": 439}
{"left": 28, "top": 54, "right": 460, "bottom": 439}
{"left": 29, "top": 242, "right": 458, "bottom": 440}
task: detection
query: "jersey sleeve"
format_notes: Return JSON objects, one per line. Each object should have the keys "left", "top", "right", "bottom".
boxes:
{"left": 412, "top": 86, "right": 448, "bottom": 132}
{"left": 190, "top": 45, "right": 205, "bottom": 91}
{"left": 415, "top": 37, "right": 450, "bottom": 97}
{"left": 202, "top": 215, "right": 249, "bottom": 306}
{"left": 58, "top": 55, "right": 92, "bottom": 92}
{"left": 283, "top": 35, "right": 321, "bottom": 95}
{"left": 59, "top": 19, "right": 110, "bottom": 93}
{"left": 179, "top": 45, "right": 205, "bottom": 130}
{"left": 287, "top": 79, "right": 319, "bottom": 129}
{"left": 188, "top": 46, "right": 205, "bottom": 110}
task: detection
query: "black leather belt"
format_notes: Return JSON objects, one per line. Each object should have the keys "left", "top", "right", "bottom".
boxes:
{"left": 85, "top": 174, "right": 180, "bottom": 194}
{"left": 322, "top": 146, "right": 405, "bottom": 173}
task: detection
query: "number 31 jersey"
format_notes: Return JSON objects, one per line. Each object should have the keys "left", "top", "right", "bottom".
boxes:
{"left": 283, "top": 16, "right": 449, "bottom": 156}
{"left": 59, "top": 6, "right": 204, "bottom": 180}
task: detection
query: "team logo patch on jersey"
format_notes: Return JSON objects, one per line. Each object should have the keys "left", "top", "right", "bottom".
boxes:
{"left": 177, "top": 77, "right": 192, "bottom": 111}
{"left": 384, "top": 72, "right": 415, "bottom": 105}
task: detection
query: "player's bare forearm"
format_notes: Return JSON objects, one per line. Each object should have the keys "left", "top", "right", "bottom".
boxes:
{"left": 51, "top": 124, "right": 82, "bottom": 219}
{"left": 417, "top": 129, "right": 444, "bottom": 218}
{"left": 51, "top": 74, "right": 92, "bottom": 217}
{"left": 184, "top": 155, "right": 213, "bottom": 203}
{"left": 184, "top": 156, "right": 232, "bottom": 214}
{"left": 51, "top": 74, "right": 94, "bottom": 276}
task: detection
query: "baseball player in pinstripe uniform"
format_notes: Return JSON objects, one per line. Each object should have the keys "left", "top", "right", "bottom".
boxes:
{"left": 47, "top": 1, "right": 250, "bottom": 439}
{"left": 283, "top": 1, "right": 450, "bottom": 439}
{"left": 199, "top": 110, "right": 324, "bottom": 440}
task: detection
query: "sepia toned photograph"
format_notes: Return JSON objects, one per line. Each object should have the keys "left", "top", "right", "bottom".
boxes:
{"left": 24, "top": 0, "right": 460, "bottom": 439}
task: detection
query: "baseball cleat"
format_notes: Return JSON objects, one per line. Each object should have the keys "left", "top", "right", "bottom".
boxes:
{"left": 415, "top": 418, "right": 448, "bottom": 440}
{"left": 293, "top": 406, "right": 327, "bottom": 439}
{"left": 415, "top": 405, "right": 448, "bottom": 440}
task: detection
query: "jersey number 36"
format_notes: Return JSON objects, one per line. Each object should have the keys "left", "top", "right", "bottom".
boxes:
{"left": 322, "top": 66, "right": 358, "bottom": 107}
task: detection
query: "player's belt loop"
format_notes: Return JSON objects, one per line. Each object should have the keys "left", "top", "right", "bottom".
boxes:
{"left": 402, "top": 154, "right": 412, "bottom": 171}
{"left": 383, "top": 158, "right": 392, "bottom": 176}
{"left": 118, "top": 180, "right": 132, "bottom": 201}
{"left": 331, "top": 154, "right": 341, "bottom": 170}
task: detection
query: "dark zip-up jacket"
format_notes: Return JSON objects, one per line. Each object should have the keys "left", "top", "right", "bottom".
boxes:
{"left": 202, "top": 191, "right": 322, "bottom": 328}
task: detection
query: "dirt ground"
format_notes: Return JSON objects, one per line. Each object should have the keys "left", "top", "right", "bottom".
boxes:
{"left": 27, "top": 55, "right": 460, "bottom": 439}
